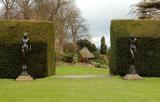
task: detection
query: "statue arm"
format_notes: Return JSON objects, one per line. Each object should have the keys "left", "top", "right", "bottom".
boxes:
{"left": 28, "top": 40, "right": 31, "bottom": 51}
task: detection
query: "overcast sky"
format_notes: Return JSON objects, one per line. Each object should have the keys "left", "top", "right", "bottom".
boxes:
{"left": 75, "top": 0, "right": 140, "bottom": 47}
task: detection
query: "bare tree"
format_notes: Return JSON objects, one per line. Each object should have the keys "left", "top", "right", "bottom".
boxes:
{"left": 0, "top": 0, "right": 15, "bottom": 19}
{"left": 54, "top": 1, "right": 73, "bottom": 57}
{"left": 15, "top": 0, "right": 36, "bottom": 19}
{"left": 35, "top": 0, "right": 70, "bottom": 21}
{"left": 53, "top": 1, "right": 88, "bottom": 58}
{"left": 66, "top": 6, "right": 88, "bottom": 55}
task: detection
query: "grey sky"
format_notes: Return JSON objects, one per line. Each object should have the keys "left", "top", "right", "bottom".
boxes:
{"left": 75, "top": 0, "right": 140, "bottom": 47}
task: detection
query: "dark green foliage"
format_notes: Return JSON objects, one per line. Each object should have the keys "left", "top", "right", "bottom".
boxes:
{"left": 63, "top": 55, "right": 73, "bottom": 63}
{"left": 93, "top": 51, "right": 100, "bottom": 59}
{"left": 28, "top": 43, "right": 48, "bottom": 78}
{"left": 116, "top": 37, "right": 160, "bottom": 76}
{"left": 77, "top": 39, "right": 97, "bottom": 53}
{"left": 107, "top": 48, "right": 111, "bottom": 64}
{"left": 0, "top": 20, "right": 55, "bottom": 79}
{"left": 0, "top": 42, "right": 47, "bottom": 78}
{"left": 110, "top": 19, "right": 160, "bottom": 76}
{"left": 0, "top": 43, "right": 21, "bottom": 78}
{"left": 100, "top": 36, "right": 107, "bottom": 55}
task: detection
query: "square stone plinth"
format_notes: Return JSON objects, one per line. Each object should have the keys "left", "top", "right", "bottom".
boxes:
{"left": 123, "top": 74, "right": 143, "bottom": 80}
{"left": 16, "top": 75, "right": 33, "bottom": 81}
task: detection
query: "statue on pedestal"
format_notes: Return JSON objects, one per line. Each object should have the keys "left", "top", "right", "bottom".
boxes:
{"left": 16, "top": 32, "right": 33, "bottom": 81}
{"left": 21, "top": 32, "right": 31, "bottom": 76}
{"left": 123, "top": 34, "right": 143, "bottom": 80}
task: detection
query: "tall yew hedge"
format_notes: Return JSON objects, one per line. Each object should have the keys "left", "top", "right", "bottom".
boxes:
{"left": 0, "top": 20, "right": 56, "bottom": 79}
{"left": 110, "top": 19, "right": 160, "bottom": 77}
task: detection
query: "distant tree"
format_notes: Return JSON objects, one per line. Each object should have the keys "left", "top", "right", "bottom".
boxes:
{"left": 0, "top": 0, "right": 15, "bottom": 19}
{"left": 131, "top": 0, "right": 160, "bottom": 19}
{"left": 77, "top": 39, "right": 97, "bottom": 53}
{"left": 63, "top": 42, "right": 74, "bottom": 55}
{"left": 66, "top": 6, "right": 88, "bottom": 55}
{"left": 14, "top": 0, "right": 36, "bottom": 19}
{"left": 100, "top": 36, "right": 107, "bottom": 55}
{"left": 34, "top": 0, "right": 69, "bottom": 20}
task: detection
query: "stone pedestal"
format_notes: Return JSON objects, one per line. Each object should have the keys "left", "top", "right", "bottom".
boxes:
{"left": 16, "top": 75, "right": 33, "bottom": 81}
{"left": 16, "top": 71, "right": 33, "bottom": 81}
{"left": 123, "top": 74, "right": 143, "bottom": 80}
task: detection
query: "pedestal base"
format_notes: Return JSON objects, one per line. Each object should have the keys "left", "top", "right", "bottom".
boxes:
{"left": 123, "top": 74, "right": 143, "bottom": 80}
{"left": 16, "top": 75, "right": 33, "bottom": 81}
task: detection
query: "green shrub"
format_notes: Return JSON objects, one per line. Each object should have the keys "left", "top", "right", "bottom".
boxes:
{"left": 110, "top": 19, "right": 160, "bottom": 76}
{"left": 93, "top": 51, "right": 100, "bottom": 59}
{"left": 63, "top": 55, "right": 73, "bottom": 63}
{"left": 77, "top": 39, "right": 97, "bottom": 53}
{"left": 95, "top": 62, "right": 101, "bottom": 68}
{"left": 90, "top": 61, "right": 108, "bottom": 69}
{"left": 90, "top": 61, "right": 97, "bottom": 66}
{"left": 101, "top": 65, "right": 109, "bottom": 69}
{"left": 94, "top": 59, "right": 106, "bottom": 65}
{"left": 0, "top": 20, "right": 55, "bottom": 79}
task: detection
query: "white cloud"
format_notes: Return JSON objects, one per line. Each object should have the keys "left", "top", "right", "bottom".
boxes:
{"left": 91, "top": 34, "right": 110, "bottom": 47}
{"left": 0, "top": 3, "right": 2, "bottom": 7}
{"left": 91, "top": 36, "right": 101, "bottom": 46}
{"left": 75, "top": 0, "right": 141, "bottom": 47}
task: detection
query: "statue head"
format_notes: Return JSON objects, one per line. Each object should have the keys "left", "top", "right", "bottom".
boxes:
{"left": 23, "top": 32, "right": 28, "bottom": 39}
{"left": 129, "top": 34, "right": 135, "bottom": 40}
{"left": 130, "top": 34, "right": 134, "bottom": 37}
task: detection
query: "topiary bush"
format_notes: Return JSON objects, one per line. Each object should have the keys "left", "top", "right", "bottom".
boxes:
{"left": 0, "top": 20, "right": 55, "bottom": 79}
{"left": 110, "top": 19, "right": 160, "bottom": 77}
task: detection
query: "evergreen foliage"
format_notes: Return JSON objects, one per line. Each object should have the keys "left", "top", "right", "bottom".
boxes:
{"left": 110, "top": 19, "right": 160, "bottom": 76}
{"left": 77, "top": 39, "right": 97, "bottom": 53}
{"left": 0, "top": 20, "right": 55, "bottom": 79}
{"left": 100, "top": 36, "right": 107, "bottom": 55}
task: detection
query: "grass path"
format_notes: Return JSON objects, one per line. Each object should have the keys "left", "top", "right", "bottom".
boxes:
{"left": 56, "top": 64, "right": 109, "bottom": 75}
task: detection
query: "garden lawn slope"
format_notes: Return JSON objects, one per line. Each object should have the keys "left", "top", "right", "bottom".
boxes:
{"left": 1, "top": 75, "right": 160, "bottom": 102}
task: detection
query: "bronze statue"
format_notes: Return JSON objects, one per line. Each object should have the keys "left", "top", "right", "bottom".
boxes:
{"left": 16, "top": 32, "right": 33, "bottom": 80}
{"left": 123, "top": 34, "right": 142, "bottom": 80}
{"left": 129, "top": 34, "right": 137, "bottom": 74}
{"left": 20, "top": 32, "right": 31, "bottom": 76}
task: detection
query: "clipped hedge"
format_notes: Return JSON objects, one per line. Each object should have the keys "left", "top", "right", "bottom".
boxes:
{"left": 110, "top": 19, "right": 160, "bottom": 76}
{"left": 0, "top": 20, "right": 55, "bottom": 79}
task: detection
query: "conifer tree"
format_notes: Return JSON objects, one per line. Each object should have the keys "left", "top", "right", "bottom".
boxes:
{"left": 100, "top": 36, "right": 107, "bottom": 55}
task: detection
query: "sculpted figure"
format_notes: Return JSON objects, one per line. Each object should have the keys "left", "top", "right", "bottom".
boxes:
{"left": 21, "top": 32, "right": 31, "bottom": 76}
{"left": 129, "top": 34, "right": 137, "bottom": 74}
{"left": 129, "top": 34, "right": 137, "bottom": 63}
{"left": 21, "top": 32, "right": 31, "bottom": 58}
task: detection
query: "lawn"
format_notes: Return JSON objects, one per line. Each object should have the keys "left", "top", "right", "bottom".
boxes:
{"left": 56, "top": 64, "right": 108, "bottom": 75}
{"left": 0, "top": 65, "right": 160, "bottom": 102}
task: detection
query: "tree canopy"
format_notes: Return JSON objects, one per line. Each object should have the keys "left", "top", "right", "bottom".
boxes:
{"left": 77, "top": 39, "right": 97, "bottom": 53}
{"left": 131, "top": 0, "right": 160, "bottom": 19}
